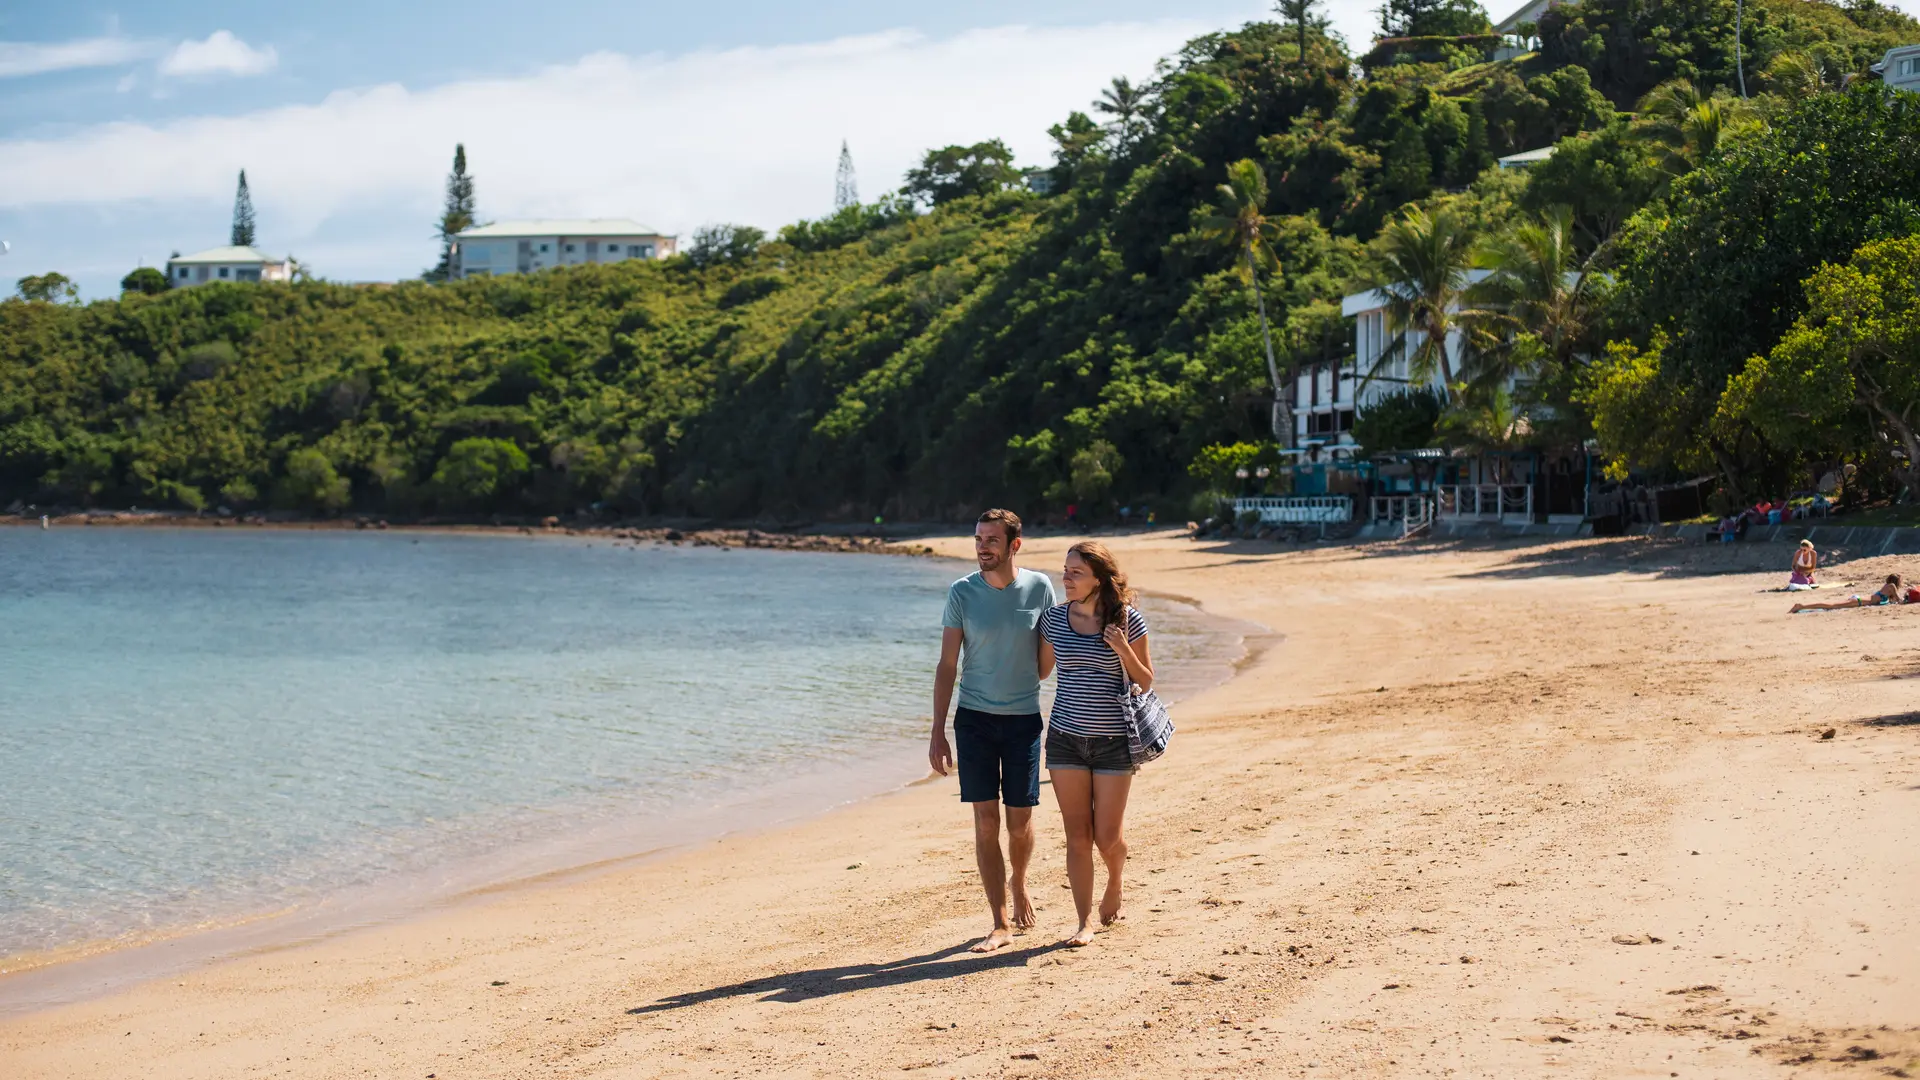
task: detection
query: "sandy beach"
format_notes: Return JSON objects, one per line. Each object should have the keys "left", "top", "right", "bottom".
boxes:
{"left": 4, "top": 530, "right": 1916, "bottom": 1078}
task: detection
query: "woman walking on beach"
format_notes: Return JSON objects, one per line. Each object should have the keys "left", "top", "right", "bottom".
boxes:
{"left": 1038, "top": 541, "right": 1153, "bottom": 946}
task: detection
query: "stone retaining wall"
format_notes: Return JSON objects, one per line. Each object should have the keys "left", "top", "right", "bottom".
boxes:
{"left": 1632, "top": 522, "right": 1920, "bottom": 556}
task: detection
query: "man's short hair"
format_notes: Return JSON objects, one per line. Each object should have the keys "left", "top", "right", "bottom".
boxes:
{"left": 977, "top": 508, "right": 1022, "bottom": 544}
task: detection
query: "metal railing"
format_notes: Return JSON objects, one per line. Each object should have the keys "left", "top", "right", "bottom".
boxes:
{"left": 1233, "top": 496, "right": 1353, "bottom": 525}
{"left": 1370, "top": 495, "right": 1434, "bottom": 537}
{"left": 1435, "top": 483, "right": 1533, "bottom": 522}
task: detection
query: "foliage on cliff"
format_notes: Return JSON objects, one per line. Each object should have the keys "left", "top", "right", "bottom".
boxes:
{"left": 1591, "top": 87, "right": 1920, "bottom": 497}
{"left": 4, "top": 0, "right": 1917, "bottom": 518}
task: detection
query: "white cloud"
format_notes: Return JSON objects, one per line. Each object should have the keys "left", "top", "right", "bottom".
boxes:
{"left": 0, "top": 36, "right": 152, "bottom": 78}
{"left": 0, "top": 21, "right": 1210, "bottom": 282}
{"left": 158, "top": 30, "right": 277, "bottom": 79}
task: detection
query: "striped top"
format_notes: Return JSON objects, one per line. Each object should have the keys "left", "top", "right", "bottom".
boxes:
{"left": 1040, "top": 603, "right": 1149, "bottom": 737}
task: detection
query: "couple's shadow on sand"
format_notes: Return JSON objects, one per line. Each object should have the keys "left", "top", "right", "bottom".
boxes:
{"left": 630, "top": 939, "right": 1072, "bottom": 1012}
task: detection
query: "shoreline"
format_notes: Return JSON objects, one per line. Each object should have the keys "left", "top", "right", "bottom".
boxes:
{"left": 7, "top": 531, "right": 1912, "bottom": 1078}
{"left": 0, "top": 742, "right": 931, "bottom": 1015}
{"left": 2, "top": 512, "right": 948, "bottom": 556}
{"left": 0, "top": 540, "right": 1258, "bottom": 1017}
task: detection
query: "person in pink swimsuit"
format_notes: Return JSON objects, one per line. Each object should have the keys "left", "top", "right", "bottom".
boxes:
{"left": 1788, "top": 540, "right": 1818, "bottom": 588}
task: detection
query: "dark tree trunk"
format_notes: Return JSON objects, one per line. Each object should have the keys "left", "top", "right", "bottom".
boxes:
{"left": 1860, "top": 391, "right": 1920, "bottom": 503}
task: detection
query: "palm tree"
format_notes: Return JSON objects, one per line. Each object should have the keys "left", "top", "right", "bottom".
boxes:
{"left": 1469, "top": 205, "right": 1600, "bottom": 386}
{"left": 1093, "top": 76, "right": 1147, "bottom": 146}
{"left": 1636, "top": 79, "right": 1760, "bottom": 181}
{"left": 1760, "top": 50, "right": 1835, "bottom": 100}
{"left": 1734, "top": 0, "right": 1748, "bottom": 98}
{"left": 1367, "top": 206, "right": 1490, "bottom": 404}
{"left": 1199, "top": 158, "right": 1289, "bottom": 439}
{"left": 1439, "top": 385, "right": 1529, "bottom": 451}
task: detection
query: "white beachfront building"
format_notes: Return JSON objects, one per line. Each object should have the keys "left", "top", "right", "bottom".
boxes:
{"left": 166, "top": 246, "right": 291, "bottom": 287}
{"left": 1874, "top": 44, "right": 1920, "bottom": 93}
{"left": 451, "top": 220, "right": 678, "bottom": 279}
{"left": 1235, "top": 274, "right": 1590, "bottom": 533}
{"left": 1297, "top": 270, "right": 1497, "bottom": 453}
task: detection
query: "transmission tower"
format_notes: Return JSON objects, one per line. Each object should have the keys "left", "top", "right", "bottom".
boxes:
{"left": 834, "top": 140, "right": 859, "bottom": 212}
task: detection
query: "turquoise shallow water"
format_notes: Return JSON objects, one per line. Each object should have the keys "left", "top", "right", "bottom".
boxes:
{"left": 0, "top": 528, "right": 1226, "bottom": 966}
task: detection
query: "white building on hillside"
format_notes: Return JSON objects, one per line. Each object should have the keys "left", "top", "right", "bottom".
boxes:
{"left": 1874, "top": 44, "right": 1920, "bottom": 93}
{"left": 1497, "top": 145, "right": 1556, "bottom": 169}
{"left": 1494, "top": 0, "right": 1556, "bottom": 35}
{"left": 1295, "top": 270, "right": 1497, "bottom": 451}
{"left": 167, "top": 246, "right": 291, "bottom": 286}
{"left": 1491, "top": 0, "right": 1558, "bottom": 58}
{"left": 452, "top": 220, "right": 678, "bottom": 279}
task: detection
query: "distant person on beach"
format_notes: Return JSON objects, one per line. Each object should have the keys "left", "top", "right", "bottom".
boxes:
{"left": 1791, "top": 574, "right": 1902, "bottom": 613}
{"left": 1788, "top": 540, "right": 1818, "bottom": 589}
{"left": 929, "top": 508, "right": 1058, "bottom": 953}
{"left": 1037, "top": 541, "right": 1153, "bottom": 947}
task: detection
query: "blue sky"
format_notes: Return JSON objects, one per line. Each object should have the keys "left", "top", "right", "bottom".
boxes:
{"left": 5, "top": 1, "right": 1383, "bottom": 297}
{"left": 11, "top": 1, "right": 1897, "bottom": 298}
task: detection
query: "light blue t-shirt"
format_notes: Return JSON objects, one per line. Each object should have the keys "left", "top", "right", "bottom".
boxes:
{"left": 941, "top": 567, "right": 1058, "bottom": 715}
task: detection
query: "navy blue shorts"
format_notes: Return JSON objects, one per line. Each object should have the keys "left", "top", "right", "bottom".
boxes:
{"left": 953, "top": 707, "right": 1043, "bottom": 807}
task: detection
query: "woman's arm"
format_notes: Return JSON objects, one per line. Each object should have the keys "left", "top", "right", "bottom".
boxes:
{"left": 1038, "top": 635, "right": 1056, "bottom": 681}
{"left": 1103, "top": 623, "right": 1154, "bottom": 692}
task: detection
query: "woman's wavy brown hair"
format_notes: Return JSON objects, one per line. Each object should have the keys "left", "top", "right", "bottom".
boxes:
{"left": 1068, "top": 540, "right": 1136, "bottom": 627}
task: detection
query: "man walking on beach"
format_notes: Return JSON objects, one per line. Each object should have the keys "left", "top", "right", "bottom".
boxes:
{"left": 930, "top": 508, "right": 1057, "bottom": 953}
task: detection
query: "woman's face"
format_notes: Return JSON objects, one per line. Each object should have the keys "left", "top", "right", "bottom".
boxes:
{"left": 1061, "top": 552, "right": 1097, "bottom": 603}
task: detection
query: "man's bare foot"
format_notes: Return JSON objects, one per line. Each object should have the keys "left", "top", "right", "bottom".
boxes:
{"left": 969, "top": 927, "right": 1014, "bottom": 953}
{"left": 1010, "top": 884, "right": 1036, "bottom": 930}
{"left": 1100, "top": 882, "right": 1125, "bottom": 926}
{"left": 1065, "top": 923, "right": 1097, "bottom": 947}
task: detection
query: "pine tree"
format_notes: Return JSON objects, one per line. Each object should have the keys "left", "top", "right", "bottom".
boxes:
{"left": 230, "top": 170, "right": 256, "bottom": 248}
{"left": 1273, "top": 0, "right": 1329, "bottom": 64}
{"left": 430, "top": 144, "right": 478, "bottom": 282}
{"left": 834, "top": 141, "right": 859, "bottom": 212}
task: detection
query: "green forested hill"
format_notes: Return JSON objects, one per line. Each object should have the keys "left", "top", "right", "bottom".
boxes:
{"left": 5, "top": 0, "right": 1917, "bottom": 520}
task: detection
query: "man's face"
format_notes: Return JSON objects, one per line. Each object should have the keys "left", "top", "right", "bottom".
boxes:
{"left": 974, "top": 522, "right": 1017, "bottom": 571}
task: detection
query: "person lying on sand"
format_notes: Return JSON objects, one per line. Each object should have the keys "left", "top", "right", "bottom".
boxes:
{"left": 1791, "top": 574, "right": 1902, "bottom": 613}
{"left": 1787, "top": 540, "right": 1818, "bottom": 589}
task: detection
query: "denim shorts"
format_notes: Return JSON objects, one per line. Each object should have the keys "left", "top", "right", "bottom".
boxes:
{"left": 1045, "top": 726, "right": 1136, "bottom": 775}
{"left": 953, "top": 708, "right": 1043, "bottom": 807}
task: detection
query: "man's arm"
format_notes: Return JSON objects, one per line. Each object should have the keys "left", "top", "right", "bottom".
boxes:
{"left": 929, "top": 626, "right": 964, "bottom": 775}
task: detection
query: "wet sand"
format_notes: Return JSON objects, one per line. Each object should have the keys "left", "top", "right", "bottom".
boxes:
{"left": 3, "top": 531, "right": 1915, "bottom": 1077}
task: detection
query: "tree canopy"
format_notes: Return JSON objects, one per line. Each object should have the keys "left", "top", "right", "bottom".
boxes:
{"left": 901, "top": 141, "right": 1023, "bottom": 206}
{"left": 1596, "top": 85, "right": 1920, "bottom": 493}
{"left": 1717, "top": 236, "right": 1920, "bottom": 497}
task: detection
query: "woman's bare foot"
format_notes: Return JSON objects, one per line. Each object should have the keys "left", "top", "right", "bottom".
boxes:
{"left": 1010, "top": 883, "right": 1036, "bottom": 931}
{"left": 1065, "top": 922, "right": 1097, "bottom": 947}
{"left": 1790, "top": 603, "right": 1804, "bottom": 613}
{"left": 969, "top": 927, "right": 1014, "bottom": 953}
{"left": 1100, "top": 881, "right": 1125, "bottom": 926}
